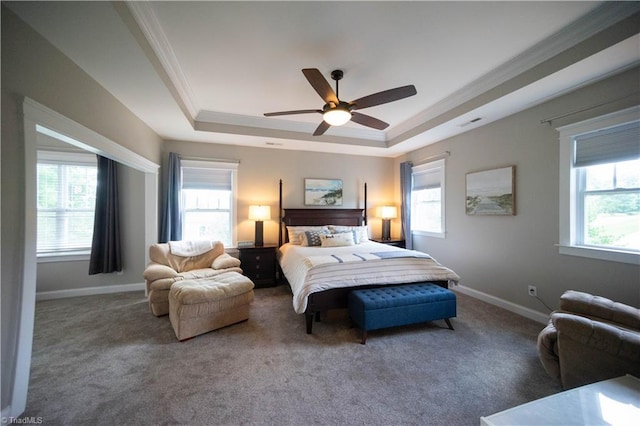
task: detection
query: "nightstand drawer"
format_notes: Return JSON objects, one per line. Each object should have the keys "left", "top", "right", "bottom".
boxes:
{"left": 242, "top": 252, "right": 272, "bottom": 263}
{"left": 238, "top": 245, "right": 277, "bottom": 287}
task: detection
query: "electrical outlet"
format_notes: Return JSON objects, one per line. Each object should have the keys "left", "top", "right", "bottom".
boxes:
{"left": 528, "top": 285, "right": 537, "bottom": 297}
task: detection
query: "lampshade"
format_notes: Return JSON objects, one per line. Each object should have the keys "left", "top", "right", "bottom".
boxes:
{"left": 248, "top": 205, "right": 271, "bottom": 221}
{"left": 323, "top": 108, "right": 352, "bottom": 126}
{"left": 380, "top": 206, "right": 398, "bottom": 220}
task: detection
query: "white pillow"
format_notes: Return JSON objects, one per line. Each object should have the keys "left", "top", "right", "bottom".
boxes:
{"left": 320, "top": 232, "right": 355, "bottom": 247}
{"left": 212, "top": 253, "right": 241, "bottom": 269}
{"left": 328, "top": 225, "right": 369, "bottom": 244}
{"left": 287, "top": 226, "right": 329, "bottom": 245}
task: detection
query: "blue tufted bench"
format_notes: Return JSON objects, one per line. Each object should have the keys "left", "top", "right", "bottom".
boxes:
{"left": 348, "top": 283, "right": 456, "bottom": 344}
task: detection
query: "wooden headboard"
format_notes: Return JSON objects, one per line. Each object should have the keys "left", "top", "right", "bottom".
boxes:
{"left": 278, "top": 180, "right": 368, "bottom": 246}
{"left": 281, "top": 209, "right": 365, "bottom": 244}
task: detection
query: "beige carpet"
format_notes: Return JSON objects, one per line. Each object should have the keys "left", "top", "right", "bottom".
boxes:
{"left": 24, "top": 285, "right": 560, "bottom": 425}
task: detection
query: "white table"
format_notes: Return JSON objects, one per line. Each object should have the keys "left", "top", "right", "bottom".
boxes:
{"left": 481, "top": 375, "right": 640, "bottom": 425}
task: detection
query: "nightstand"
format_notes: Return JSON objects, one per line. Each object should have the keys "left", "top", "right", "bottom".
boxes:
{"left": 238, "top": 245, "right": 277, "bottom": 287}
{"left": 371, "top": 238, "right": 406, "bottom": 248}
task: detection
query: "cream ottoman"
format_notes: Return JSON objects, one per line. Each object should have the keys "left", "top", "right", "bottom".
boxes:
{"left": 168, "top": 272, "right": 255, "bottom": 341}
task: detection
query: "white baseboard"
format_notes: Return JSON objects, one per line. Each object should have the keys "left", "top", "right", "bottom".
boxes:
{"left": 34, "top": 282, "right": 550, "bottom": 324}
{"left": 36, "top": 282, "right": 145, "bottom": 301}
{"left": 2, "top": 405, "right": 12, "bottom": 421}
{"left": 453, "top": 285, "right": 550, "bottom": 324}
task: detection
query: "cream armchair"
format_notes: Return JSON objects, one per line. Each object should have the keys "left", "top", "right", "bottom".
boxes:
{"left": 144, "top": 241, "right": 242, "bottom": 316}
{"left": 537, "top": 290, "right": 640, "bottom": 389}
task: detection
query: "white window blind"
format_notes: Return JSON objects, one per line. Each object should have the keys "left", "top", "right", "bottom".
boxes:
{"left": 574, "top": 121, "right": 640, "bottom": 167}
{"left": 181, "top": 167, "right": 232, "bottom": 190}
{"left": 413, "top": 167, "right": 442, "bottom": 190}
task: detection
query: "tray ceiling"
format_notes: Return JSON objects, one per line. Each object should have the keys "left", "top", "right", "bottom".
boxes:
{"left": 6, "top": 1, "right": 640, "bottom": 156}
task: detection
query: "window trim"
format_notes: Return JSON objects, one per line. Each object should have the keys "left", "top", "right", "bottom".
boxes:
{"left": 37, "top": 251, "right": 91, "bottom": 263}
{"left": 557, "top": 105, "right": 640, "bottom": 265}
{"left": 411, "top": 159, "right": 446, "bottom": 239}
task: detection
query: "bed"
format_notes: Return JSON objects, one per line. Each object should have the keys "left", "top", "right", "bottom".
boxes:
{"left": 277, "top": 183, "right": 460, "bottom": 334}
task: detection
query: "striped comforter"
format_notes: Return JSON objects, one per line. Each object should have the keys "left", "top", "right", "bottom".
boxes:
{"left": 278, "top": 241, "right": 461, "bottom": 313}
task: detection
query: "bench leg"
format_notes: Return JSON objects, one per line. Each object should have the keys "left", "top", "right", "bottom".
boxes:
{"left": 444, "top": 318, "right": 454, "bottom": 330}
{"left": 360, "top": 330, "right": 367, "bottom": 345}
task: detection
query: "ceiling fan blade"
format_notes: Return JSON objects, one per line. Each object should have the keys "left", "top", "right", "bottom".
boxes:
{"left": 313, "top": 120, "right": 331, "bottom": 136}
{"left": 350, "top": 85, "right": 417, "bottom": 110}
{"left": 351, "top": 112, "right": 389, "bottom": 130}
{"left": 302, "top": 68, "right": 339, "bottom": 105}
{"left": 264, "top": 109, "right": 322, "bottom": 117}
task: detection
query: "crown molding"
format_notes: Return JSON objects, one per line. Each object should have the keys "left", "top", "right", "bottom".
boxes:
{"left": 125, "top": 1, "right": 638, "bottom": 150}
{"left": 388, "top": 2, "right": 640, "bottom": 140}
{"left": 125, "top": 1, "right": 199, "bottom": 119}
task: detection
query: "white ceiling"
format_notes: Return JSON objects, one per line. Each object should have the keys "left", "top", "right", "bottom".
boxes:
{"left": 6, "top": 1, "right": 640, "bottom": 157}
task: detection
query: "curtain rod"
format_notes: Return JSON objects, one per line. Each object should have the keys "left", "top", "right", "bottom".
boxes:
{"left": 540, "top": 93, "right": 638, "bottom": 126}
{"left": 414, "top": 151, "right": 450, "bottom": 165}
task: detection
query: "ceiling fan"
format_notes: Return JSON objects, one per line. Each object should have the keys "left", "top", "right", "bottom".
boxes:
{"left": 264, "top": 68, "right": 417, "bottom": 136}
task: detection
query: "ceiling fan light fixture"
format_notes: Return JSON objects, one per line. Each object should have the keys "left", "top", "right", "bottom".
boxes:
{"left": 264, "top": 68, "right": 416, "bottom": 136}
{"left": 323, "top": 107, "right": 351, "bottom": 126}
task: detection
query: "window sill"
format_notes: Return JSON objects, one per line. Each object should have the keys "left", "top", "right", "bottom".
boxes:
{"left": 37, "top": 251, "right": 91, "bottom": 263}
{"left": 412, "top": 230, "right": 446, "bottom": 239}
{"left": 557, "top": 244, "right": 639, "bottom": 265}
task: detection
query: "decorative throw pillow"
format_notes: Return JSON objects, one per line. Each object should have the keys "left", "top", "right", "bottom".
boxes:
{"left": 287, "top": 226, "right": 329, "bottom": 244}
{"left": 332, "top": 230, "right": 358, "bottom": 244}
{"left": 301, "top": 230, "right": 324, "bottom": 247}
{"left": 328, "top": 225, "right": 369, "bottom": 244}
{"left": 212, "top": 253, "right": 241, "bottom": 269}
{"left": 320, "top": 232, "right": 355, "bottom": 247}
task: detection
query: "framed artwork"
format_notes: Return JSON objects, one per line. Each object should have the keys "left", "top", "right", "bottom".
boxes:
{"left": 304, "top": 178, "right": 343, "bottom": 206}
{"left": 466, "top": 166, "right": 516, "bottom": 215}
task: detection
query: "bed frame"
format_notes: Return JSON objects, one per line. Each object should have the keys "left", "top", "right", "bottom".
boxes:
{"left": 277, "top": 180, "right": 446, "bottom": 334}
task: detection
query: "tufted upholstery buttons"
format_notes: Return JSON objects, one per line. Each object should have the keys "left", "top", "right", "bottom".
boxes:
{"left": 348, "top": 283, "right": 457, "bottom": 344}
{"left": 353, "top": 283, "right": 455, "bottom": 309}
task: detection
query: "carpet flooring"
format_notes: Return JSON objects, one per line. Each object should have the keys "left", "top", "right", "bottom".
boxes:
{"left": 24, "top": 285, "right": 561, "bottom": 425}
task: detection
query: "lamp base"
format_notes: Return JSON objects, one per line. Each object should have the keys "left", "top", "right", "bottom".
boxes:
{"left": 382, "top": 219, "right": 391, "bottom": 241}
{"left": 254, "top": 221, "right": 264, "bottom": 247}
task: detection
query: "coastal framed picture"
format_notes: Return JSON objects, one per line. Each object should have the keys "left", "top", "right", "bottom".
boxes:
{"left": 466, "top": 166, "right": 515, "bottom": 215}
{"left": 304, "top": 178, "right": 343, "bottom": 206}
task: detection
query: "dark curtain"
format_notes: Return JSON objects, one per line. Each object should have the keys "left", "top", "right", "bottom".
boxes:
{"left": 159, "top": 152, "right": 182, "bottom": 243}
{"left": 89, "top": 155, "right": 122, "bottom": 274}
{"left": 400, "top": 161, "right": 413, "bottom": 250}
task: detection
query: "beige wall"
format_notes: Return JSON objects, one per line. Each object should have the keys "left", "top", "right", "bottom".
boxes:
{"left": 1, "top": 7, "right": 162, "bottom": 415}
{"left": 398, "top": 66, "right": 640, "bottom": 313}
{"left": 162, "top": 141, "right": 397, "bottom": 245}
{"left": 35, "top": 164, "right": 148, "bottom": 293}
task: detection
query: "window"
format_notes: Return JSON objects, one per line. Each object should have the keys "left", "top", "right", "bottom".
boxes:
{"left": 181, "top": 160, "right": 238, "bottom": 247}
{"left": 558, "top": 106, "right": 640, "bottom": 264}
{"left": 577, "top": 159, "right": 639, "bottom": 249}
{"left": 37, "top": 150, "right": 97, "bottom": 256}
{"left": 411, "top": 159, "right": 445, "bottom": 238}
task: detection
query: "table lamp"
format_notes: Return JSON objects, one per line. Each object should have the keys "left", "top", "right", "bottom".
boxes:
{"left": 379, "top": 206, "right": 397, "bottom": 241}
{"left": 248, "top": 205, "right": 271, "bottom": 247}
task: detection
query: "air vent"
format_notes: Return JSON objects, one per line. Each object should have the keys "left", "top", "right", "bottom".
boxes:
{"left": 460, "top": 117, "right": 483, "bottom": 128}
